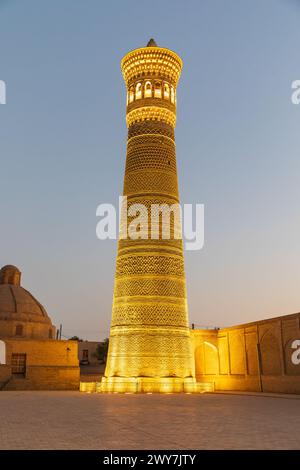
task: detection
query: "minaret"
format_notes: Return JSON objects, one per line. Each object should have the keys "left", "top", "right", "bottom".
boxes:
{"left": 101, "top": 40, "right": 195, "bottom": 393}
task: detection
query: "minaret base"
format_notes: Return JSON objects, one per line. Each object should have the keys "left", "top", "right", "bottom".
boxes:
{"left": 80, "top": 378, "right": 214, "bottom": 394}
{"left": 100, "top": 376, "right": 197, "bottom": 393}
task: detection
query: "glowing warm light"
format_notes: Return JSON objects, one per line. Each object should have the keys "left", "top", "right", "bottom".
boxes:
{"left": 144, "top": 81, "right": 152, "bottom": 98}
{"left": 98, "top": 41, "right": 201, "bottom": 394}
{"left": 170, "top": 86, "right": 175, "bottom": 104}
{"left": 135, "top": 82, "right": 142, "bottom": 99}
{"left": 129, "top": 86, "right": 134, "bottom": 103}
{"left": 82, "top": 378, "right": 214, "bottom": 394}
{"left": 80, "top": 382, "right": 97, "bottom": 393}
{"left": 154, "top": 81, "right": 162, "bottom": 98}
{"left": 163, "top": 83, "right": 170, "bottom": 100}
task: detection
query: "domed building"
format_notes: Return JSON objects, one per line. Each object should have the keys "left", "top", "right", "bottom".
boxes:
{"left": 0, "top": 265, "right": 79, "bottom": 391}
{"left": 0, "top": 265, "right": 56, "bottom": 339}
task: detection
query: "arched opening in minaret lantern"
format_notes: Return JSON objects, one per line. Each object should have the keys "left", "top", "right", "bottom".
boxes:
{"left": 164, "top": 83, "right": 170, "bottom": 100}
{"left": 170, "top": 86, "right": 175, "bottom": 104}
{"left": 154, "top": 81, "right": 162, "bottom": 98}
{"left": 135, "top": 82, "right": 142, "bottom": 100}
{"left": 144, "top": 81, "right": 152, "bottom": 98}
{"left": 129, "top": 86, "right": 134, "bottom": 103}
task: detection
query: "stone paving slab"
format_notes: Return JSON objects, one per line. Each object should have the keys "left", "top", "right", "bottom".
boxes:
{"left": 0, "top": 391, "right": 300, "bottom": 450}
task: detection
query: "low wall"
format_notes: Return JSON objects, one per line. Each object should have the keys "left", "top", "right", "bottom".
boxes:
{"left": 0, "top": 338, "right": 80, "bottom": 391}
{"left": 4, "top": 366, "right": 80, "bottom": 391}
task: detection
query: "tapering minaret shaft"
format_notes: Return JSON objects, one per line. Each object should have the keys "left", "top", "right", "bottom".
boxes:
{"left": 102, "top": 40, "right": 195, "bottom": 393}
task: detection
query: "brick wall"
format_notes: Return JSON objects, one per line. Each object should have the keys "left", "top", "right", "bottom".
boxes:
{"left": 191, "top": 312, "right": 300, "bottom": 394}
{"left": 0, "top": 338, "right": 80, "bottom": 391}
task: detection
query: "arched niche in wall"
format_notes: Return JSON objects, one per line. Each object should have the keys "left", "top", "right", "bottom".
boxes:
{"left": 228, "top": 330, "right": 245, "bottom": 375}
{"left": 194, "top": 341, "right": 218, "bottom": 376}
{"left": 203, "top": 341, "right": 219, "bottom": 375}
{"left": 259, "top": 328, "right": 282, "bottom": 376}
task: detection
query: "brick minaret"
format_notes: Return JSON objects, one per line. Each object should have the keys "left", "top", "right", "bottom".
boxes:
{"left": 101, "top": 40, "right": 195, "bottom": 393}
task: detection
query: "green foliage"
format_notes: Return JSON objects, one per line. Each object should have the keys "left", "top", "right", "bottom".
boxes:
{"left": 69, "top": 336, "right": 83, "bottom": 341}
{"left": 94, "top": 338, "right": 109, "bottom": 363}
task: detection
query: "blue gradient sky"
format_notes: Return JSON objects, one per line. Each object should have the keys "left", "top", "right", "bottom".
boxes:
{"left": 0, "top": 0, "right": 300, "bottom": 340}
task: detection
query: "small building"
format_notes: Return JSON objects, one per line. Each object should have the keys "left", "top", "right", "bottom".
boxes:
{"left": 0, "top": 265, "right": 79, "bottom": 390}
{"left": 78, "top": 341, "right": 102, "bottom": 365}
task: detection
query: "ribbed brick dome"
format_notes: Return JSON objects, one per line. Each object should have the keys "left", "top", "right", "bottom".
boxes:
{"left": 0, "top": 265, "right": 56, "bottom": 339}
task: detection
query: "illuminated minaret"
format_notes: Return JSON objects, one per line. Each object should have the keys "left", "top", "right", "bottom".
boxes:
{"left": 101, "top": 39, "right": 195, "bottom": 393}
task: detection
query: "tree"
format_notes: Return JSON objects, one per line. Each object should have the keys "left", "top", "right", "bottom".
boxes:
{"left": 69, "top": 336, "right": 83, "bottom": 341}
{"left": 94, "top": 338, "right": 109, "bottom": 363}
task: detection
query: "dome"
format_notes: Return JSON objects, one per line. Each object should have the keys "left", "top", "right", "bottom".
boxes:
{"left": 0, "top": 265, "right": 56, "bottom": 339}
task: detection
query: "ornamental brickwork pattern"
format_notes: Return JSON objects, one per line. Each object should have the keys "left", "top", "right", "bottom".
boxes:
{"left": 103, "top": 42, "right": 195, "bottom": 386}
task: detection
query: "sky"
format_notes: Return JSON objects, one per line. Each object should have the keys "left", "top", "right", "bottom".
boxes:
{"left": 0, "top": 0, "right": 300, "bottom": 340}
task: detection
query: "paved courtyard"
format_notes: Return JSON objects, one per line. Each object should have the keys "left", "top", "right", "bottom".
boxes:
{"left": 0, "top": 391, "right": 300, "bottom": 450}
